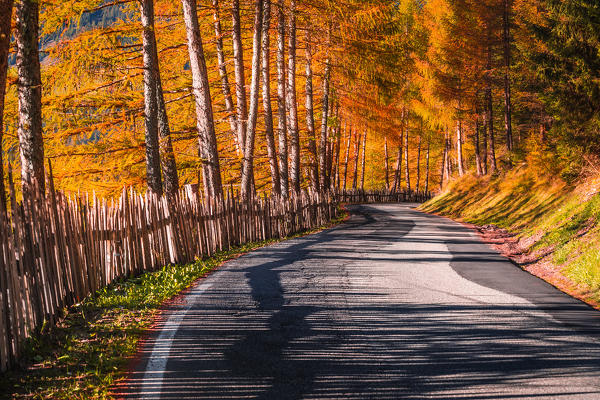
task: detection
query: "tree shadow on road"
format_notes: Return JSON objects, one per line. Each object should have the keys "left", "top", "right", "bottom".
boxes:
{"left": 118, "top": 205, "right": 600, "bottom": 400}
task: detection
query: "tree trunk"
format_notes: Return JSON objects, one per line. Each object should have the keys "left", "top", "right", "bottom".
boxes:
{"left": 304, "top": 29, "right": 319, "bottom": 193}
{"left": 384, "top": 136, "right": 389, "bottom": 191}
{"left": 15, "top": 0, "right": 45, "bottom": 196}
{"left": 333, "top": 117, "right": 342, "bottom": 190}
{"left": 144, "top": 0, "right": 179, "bottom": 196}
{"left": 276, "top": 0, "right": 288, "bottom": 197}
{"left": 416, "top": 133, "right": 422, "bottom": 192}
{"left": 351, "top": 131, "right": 361, "bottom": 190}
{"left": 360, "top": 130, "right": 367, "bottom": 190}
{"left": 232, "top": 0, "right": 247, "bottom": 154}
{"left": 327, "top": 123, "right": 336, "bottom": 189}
{"left": 487, "top": 93, "right": 497, "bottom": 174}
{"left": 440, "top": 132, "right": 448, "bottom": 190}
{"left": 212, "top": 0, "right": 239, "bottom": 154}
{"left": 156, "top": 77, "right": 179, "bottom": 196}
{"left": 240, "top": 0, "right": 264, "bottom": 199}
{"left": 318, "top": 56, "right": 331, "bottom": 192}
{"left": 456, "top": 119, "right": 464, "bottom": 176}
{"left": 182, "top": 0, "right": 223, "bottom": 198}
{"left": 260, "top": 0, "right": 280, "bottom": 195}
{"left": 425, "top": 138, "right": 430, "bottom": 193}
{"left": 392, "top": 134, "right": 403, "bottom": 194}
{"left": 140, "top": 0, "right": 163, "bottom": 195}
{"left": 486, "top": 35, "right": 497, "bottom": 174}
{"left": 474, "top": 119, "right": 483, "bottom": 176}
{"left": 342, "top": 126, "right": 352, "bottom": 190}
{"left": 482, "top": 103, "right": 488, "bottom": 175}
{"left": 325, "top": 133, "right": 332, "bottom": 189}
{"left": 404, "top": 123, "right": 411, "bottom": 192}
{"left": 286, "top": 0, "right": 300, "bottom": 193}
{"left": 0, "top": 0, "right": 13, "bottom": 211}
{"left": 446, "top": 132, "right": 453, "bottom": 179}
{"left": 503, "top": 0, "right": 513, "bottom": 152}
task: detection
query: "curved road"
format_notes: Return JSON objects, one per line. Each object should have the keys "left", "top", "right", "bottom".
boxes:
{"left": 117, "top": 204, "right": 600, "bottom": 399}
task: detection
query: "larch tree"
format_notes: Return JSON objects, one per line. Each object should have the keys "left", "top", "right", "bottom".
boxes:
{"left": 241, "top": 0, "right": 264, "bottom": 199}
{"left": 486, "top": 27, "right": 497, "bottom": 174}
{"left": 276, "top": 0, "right": 289, "bottom": 197}
{"left": 304, "top": 29, "right": 319, "bottom": 192}
{"left": 416, "top": 131, "right": 422, "bottom": 191}
{"left": 404, "top": 119, "right": 411, "bottom": 191}
{"left": 392, "top": 137, "right": 402, "bottom": 193}
{"left": 318, "top": 54, "right": 331, "bottom": 192}
{"left": 439, "top": 131, "right": 449, "bottom": 189}
{"left": 140, "top": 0, "right": 163, "bottom": 195}
{"left": 332, "top": 109, "right": 342, "bottom": 189}
{"left": 155, "top": 65, "right": 179, "bottom": 196}
{"left": 212, "top": 0, "right": 239, "bottom": 154}
{"left": 286, "top": 0, "right": 300, "bottom": 193}
{"left": 140, "top": 0, "right": 179, "bottom": 196}
{"left": 0, "top": 0, "right": 12, "bottom": 210}
{"left": 342, "top": 125, "right": 352, "bottom": 190}
{"left": 181, "top": 0, "right": 223, "bottom": 198}
{"left": 261, "top": 0, "right": 281, "bottom": 195}
{"left": 424, "top": 137, "right": 430, "bottom": 193}
{"left": 231, "top": 0, "right": 247, "bottom": 154}
{"left": 360, "top": 130, "right": 367, "bottom": 190}
{"left": 503, "top": 0, "right": 513, "bottom": 152}
{"left": 15, "top": 0, "right": 45, "bottom": 196}
{"left": 456, "top": 118, "right": 464, "bottom": 176}
{"left": 351, "top": 130, "right": 361, "bottom": 190}
{"left": 384, "top": 136, "right": 390, "bottom": 190}
{"left": 150, "top": 3, "right": 179, "bottom": 196}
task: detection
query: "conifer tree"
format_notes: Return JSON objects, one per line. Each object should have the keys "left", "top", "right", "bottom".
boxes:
{"left": 140, "top": 0, "right": 163, "bottom": 194}
{"left": 319, "top": 54, "right": 331, "bottom": 192}
{"left": 232, "top": 0, "right": 247, "bottom": 154}
{"left": 276, "top": 0, "right": 289, "bottom": 197}
{"left": 15, "top": 0, "right": 44, "bottom": 195}
{"left": 212, "top": 0, "right": 239, "bottom": 154}
{"left": 182, "top": 0, "right": 223, "bottom": 198}
{"left": 261, "top": 0, "right": 281, "bottom": 195}
{"left": 0, "top": 0, "right": 12, "bottom": 210}
{"left": 304, "top": 29, "right": 319, "bottom": 193}
{"left": 286, "top": 0, "right": 300, "bottom": 193}
{"left": 241, "top": 0, "right": 264, "bottom": 199}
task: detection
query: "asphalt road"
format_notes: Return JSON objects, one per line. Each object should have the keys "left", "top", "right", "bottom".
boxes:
{"left": 117, "top": 204, "right": 600, "bottom": 399}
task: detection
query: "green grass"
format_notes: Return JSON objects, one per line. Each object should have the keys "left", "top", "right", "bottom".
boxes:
{"left": 0, "top": 209, "right": 347, "bottom": 400}
{"left": 420, "top": 167, "right": 600, "bottom": 303}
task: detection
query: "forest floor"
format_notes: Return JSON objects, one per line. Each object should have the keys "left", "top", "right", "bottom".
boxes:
{"left": 0, "top": 211, "right": 348, "bottom": 400}
{"left": 420, "top": 165, "right": 600, "bottom": 309}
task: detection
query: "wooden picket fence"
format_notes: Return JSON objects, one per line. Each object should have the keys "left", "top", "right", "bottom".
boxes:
{"left": 338, "top": 188, "right": 432, "bottom": 204}
{"left": 0, "top": 173, "right": 429, "bottom": 372}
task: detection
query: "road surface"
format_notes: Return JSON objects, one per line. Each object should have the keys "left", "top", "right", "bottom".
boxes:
{"left": 117, "top": 204, "right": 600, "bottom": 399}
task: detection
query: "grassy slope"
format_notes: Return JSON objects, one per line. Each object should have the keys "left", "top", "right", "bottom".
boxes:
{"left": 420, "top": 166, "right": 600, "bottom": 304}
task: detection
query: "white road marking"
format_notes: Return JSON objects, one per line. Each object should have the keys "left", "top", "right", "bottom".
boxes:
{"left": 140, "top": 282, "right": 213, "bottom": 399}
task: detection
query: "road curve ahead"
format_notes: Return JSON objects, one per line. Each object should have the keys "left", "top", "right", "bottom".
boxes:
{"left": 116, "top": 204, "right": 600, "bottom": 400}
